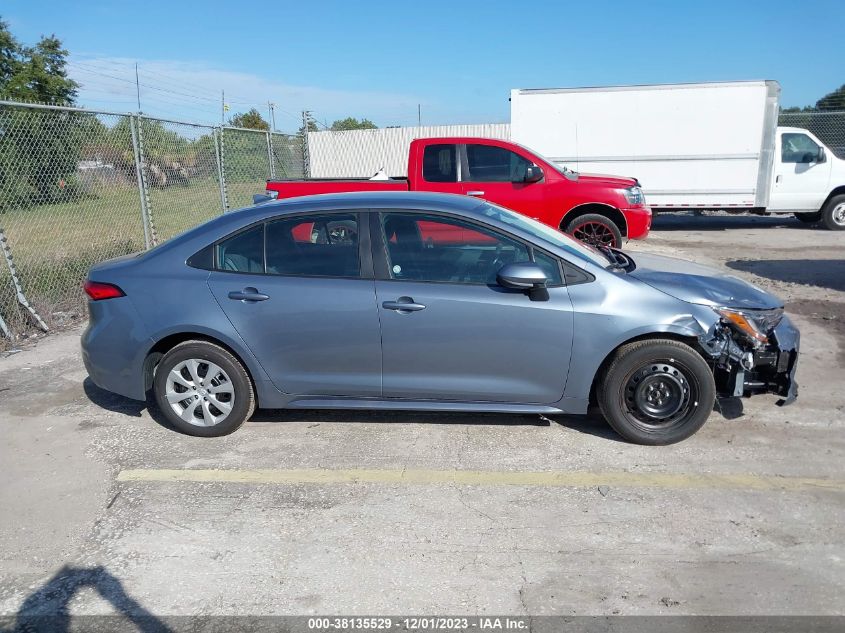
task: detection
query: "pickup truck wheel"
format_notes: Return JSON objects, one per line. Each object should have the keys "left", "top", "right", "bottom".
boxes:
{"left": 793, "top": 212, "right": 821, "bottom": 224}
{"left": 598, "top": 339, "right": 716, "bottom": 445}
{"left": 564, "top": 214, "right": 623, "bottom": 248}
{"left": 820, "top": 195, "right": 845, "bottom": 231}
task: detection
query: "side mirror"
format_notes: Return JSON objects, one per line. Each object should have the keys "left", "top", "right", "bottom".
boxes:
{"left": 522, "top": 165, "right": 544, "bottom": 183}
{"left": 817, "top": 147, "right": 827, "bottom": 163}
{"left": 497, "top": 262, "right": 548, "bottom": 290}
{"left": 800, "top": 152, "right": 816, "bottom": 164}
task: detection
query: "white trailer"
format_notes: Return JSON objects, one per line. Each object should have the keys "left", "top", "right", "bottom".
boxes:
{"left": 511, "top": 81, "right": 845, "bottom": 229}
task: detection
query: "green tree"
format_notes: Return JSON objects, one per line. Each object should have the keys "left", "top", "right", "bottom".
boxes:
{"left": 815, "top": 84, "right": 845, "bottom": 111}
{"left": 0, "top": 18, "right": 83, "bottom": 209}
{"left": 0, "top": 19, "right": 78, "bottom": 104}
{"left": 228, "top": 108, "right": 269, "bottom": 130}
{"left": 329, "top": 116, "right": 377, "bottom": 131}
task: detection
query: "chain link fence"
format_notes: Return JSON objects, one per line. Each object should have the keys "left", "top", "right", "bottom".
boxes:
{"left": 1, "top": 98, "right": 841, "bottom": 344}
{"left": 778, "top": 111, "right": 845, "bottom": 158}
{"left": 0, "top": 100, "right": 303, "bottom": 343}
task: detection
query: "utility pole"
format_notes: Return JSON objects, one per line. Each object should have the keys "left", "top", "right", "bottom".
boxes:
{"left": 135, "top": 63, "right": 141, "bottom": 111}
{"left": 221, "top": 90, "right": 225, "bottom": 124}
{"left": 268, "top": 102, "right": 276, "bottom": 132}
{"left": 301, "top": 111, "right": 312, "bottom": 178}
{"left": 418, "top": 103, "right": 421, "bottom": 126}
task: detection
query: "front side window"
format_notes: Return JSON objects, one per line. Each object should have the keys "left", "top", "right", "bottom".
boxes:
{"left": 381, "top": 212, "right": 533, "bottom": 285}
{"left": 216, "top": 224, "right": 264, "bottom": 273}
{"left": 422, "top": 144, "right": 457, "bottom": 182}
{"left": 465, "top": 144, "right": 532, "bottom": 182}
{"left": 266, "top": 214, "right": 360, "bottom": 277}
{"left": 781, "top": 133, "right": 820, "bottom": 163}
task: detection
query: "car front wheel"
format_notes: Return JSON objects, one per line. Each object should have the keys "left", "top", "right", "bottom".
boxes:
{"left": 153, "top": 340, "right": 255, "bottom": 437}
{"left": 597, "top": 339, "right": 716, "bottom": 445}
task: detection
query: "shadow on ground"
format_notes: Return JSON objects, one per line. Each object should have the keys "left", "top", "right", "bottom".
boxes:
{"left": 0, "top": 566, "right": 170, "bottom": 633}
{"left": 726, "top": 259, "right": 845, "bottom": 293}
{"left": 83, "top": 377, "right": 625, "bottom": 442}
{"left": 651, "top": 213, "right": 805, "bottom": 232}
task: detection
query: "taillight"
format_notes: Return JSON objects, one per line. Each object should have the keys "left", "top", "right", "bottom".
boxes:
{"left": 84, "top": 280, "right": 125, "bottom": 301}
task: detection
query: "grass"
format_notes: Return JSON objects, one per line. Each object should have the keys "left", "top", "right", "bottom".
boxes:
{"left": 0, "top": 178, "right": 261, "bottom": 340}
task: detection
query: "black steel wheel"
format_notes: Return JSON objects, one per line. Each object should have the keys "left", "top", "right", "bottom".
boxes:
{"left": 565, "top": 213, "right": 623, "bottom": 248}
{"left": 598, "top": 339, "right": 716, "bottom": 445}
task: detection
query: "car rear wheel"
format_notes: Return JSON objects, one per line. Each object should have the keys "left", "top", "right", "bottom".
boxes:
{"left": 564, "top": 213, "right": 623, "bottom": 248}
{"left": 153, "top": 341, "right": 255, "bottom": 437}
{"left": 820, "top": 195, "right": 845, "bottom": 231}
{"left": 793, "top": 212, "right": 821, "bottom": 224}
{"left": 597, "top": 339, "right": 715, "bottom": 445}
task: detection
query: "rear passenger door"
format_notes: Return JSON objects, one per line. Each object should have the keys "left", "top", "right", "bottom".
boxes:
{"left": 416, "top": 143, "right": 464, "bottom": 195}
{"left": 207, "top": 211, "right": 383, "bottom": 397}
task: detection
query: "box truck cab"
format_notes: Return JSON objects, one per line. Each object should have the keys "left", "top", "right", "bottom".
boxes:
{"left": 511, "top": 81, "right": 845, "bottom": 231}
{"left": 769, "top": 126, "right": 845, "bottom": 228}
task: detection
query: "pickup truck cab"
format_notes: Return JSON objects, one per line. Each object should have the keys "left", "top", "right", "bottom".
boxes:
{"left": 265, "top": 137, "right": 652, "bottom": 248}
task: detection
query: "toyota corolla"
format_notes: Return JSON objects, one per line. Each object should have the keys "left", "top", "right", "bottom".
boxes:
{"left": 81, "top": 192, "right": 799, "bottom": 445}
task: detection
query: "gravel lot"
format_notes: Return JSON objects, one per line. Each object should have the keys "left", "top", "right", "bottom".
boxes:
{"left": 1, "top": 212, "right": 843, "bottom": 620}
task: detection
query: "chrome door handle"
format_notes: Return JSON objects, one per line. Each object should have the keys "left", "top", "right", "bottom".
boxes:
{"left": 228, "top": 287, "right": 269, "bottom": 302}
{"left": 466, "top": 190, "right": 485, "bottom": 196}
{"left": 382, "top": 297, "right": 426, "bottom": 313}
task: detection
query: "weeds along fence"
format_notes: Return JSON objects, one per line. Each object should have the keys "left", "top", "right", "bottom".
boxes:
{"left": 0, "top": 100, "right": 304, "bottom": 342}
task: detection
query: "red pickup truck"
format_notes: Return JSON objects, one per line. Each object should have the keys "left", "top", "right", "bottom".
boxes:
{"left": 265, "top": 137, "right": 651, "bottom": 248}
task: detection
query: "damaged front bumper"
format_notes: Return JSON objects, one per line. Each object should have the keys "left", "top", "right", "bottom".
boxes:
{"left": 700, "top": 314, "right": 799, "bottom": 406}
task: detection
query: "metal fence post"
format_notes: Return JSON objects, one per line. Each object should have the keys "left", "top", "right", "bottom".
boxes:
{"left": 129, "top": 115, "right": 151, "bottom": 250}
{"left": 0, "top": 229, "right": 48, "bottom": 333}
{"left": 301, "top": 111, "right": 312, "bottom": 178}
{"left": 134, "top": 116, "right": 158, "bottom": 246}
{"left": 215, "top": 127, "right": 230, "bottom": 212}
{"left": 266, "top": 130, "right": 276, "bottom": 180}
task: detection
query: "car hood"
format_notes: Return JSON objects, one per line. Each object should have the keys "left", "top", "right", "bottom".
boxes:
{"left": 577, "top": 172, "right": 638, "bottom": 188}
{"left": 628, "top": 252, "right": 783, "bottom": 310}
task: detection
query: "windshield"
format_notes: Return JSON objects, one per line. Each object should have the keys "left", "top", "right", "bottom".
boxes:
{"left": 478, "top": 202, "right": 609, "bottom": 267}
{"left": 512, "top": 143, "right": 579, "bottom": 181}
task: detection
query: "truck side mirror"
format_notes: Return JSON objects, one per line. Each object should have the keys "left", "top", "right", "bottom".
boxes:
{"left": 522, "top": 165, "right": 544, "bottom": 183}
{"left": 817, "top": 147, "right": 827, "bottom": 164}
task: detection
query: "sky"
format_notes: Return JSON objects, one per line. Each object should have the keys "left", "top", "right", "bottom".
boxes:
{"left": 3, "top": 0, "right": 844, "bottom": 132}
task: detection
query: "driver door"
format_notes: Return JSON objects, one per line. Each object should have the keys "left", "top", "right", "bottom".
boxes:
{"left": 373, "top": 211, "right": 574, "bottom": 404}
{"left": 768, "top": 131, "right": 832, "bottom": 212}
{"left": 460, "top": 142, "right": 546, "bottom": 219}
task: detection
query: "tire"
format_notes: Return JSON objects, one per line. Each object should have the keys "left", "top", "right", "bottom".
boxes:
{"left": 153, "top": 340, "right": 255, "bottom": 437}
{"left": 564, "top": 213, "right": 623, "bottom": 248}
{"left": 820, "top": 194, "right": 845, "bottom": 231}
{"left": 597, "top": 339, "right": 716, "bottom": 445}
{"left": 793, "top": 212, "right": 821, "bottom": 224}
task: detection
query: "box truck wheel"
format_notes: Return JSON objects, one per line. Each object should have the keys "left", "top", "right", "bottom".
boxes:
{"left": 820, "top": 195, "right": 845, "bottom": 231}
{"left": 793, "top": 212, "right": 821, "bottom": 224}
{"left": 564, "top": 214, "right": 623, "bottom": 248}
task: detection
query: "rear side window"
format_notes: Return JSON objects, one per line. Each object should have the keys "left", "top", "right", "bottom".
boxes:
{"left": 216, "top": 225, "right": 264, "bottom": 273}
{"left": 266, "top": 214, "right": 360, "bottom": 277}
{"left": 422, "top": 144, "right": 457, "bottom": 182}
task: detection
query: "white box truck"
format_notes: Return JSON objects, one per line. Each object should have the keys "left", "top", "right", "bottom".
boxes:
{"left": 510, "top": 81, "right": 845, "bottom": 230}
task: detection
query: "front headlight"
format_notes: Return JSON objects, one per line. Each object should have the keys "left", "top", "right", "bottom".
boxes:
{"left": 622, "top": 186, "right": 645, "bottom": 206}
{"left": 715, "top": 307, "right": 783, "bottom": 345}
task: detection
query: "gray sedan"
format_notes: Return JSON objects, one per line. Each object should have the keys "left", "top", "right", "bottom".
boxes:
{"left": 81, "top": 192, "right": 799, "bottom": 444}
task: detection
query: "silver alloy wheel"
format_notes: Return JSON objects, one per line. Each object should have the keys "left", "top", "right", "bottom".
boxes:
{"left": 165, "top": 358, "right": 235, "bottom": 427}
{"left": 833, "top": 202, "right": 845, "bottom": 227}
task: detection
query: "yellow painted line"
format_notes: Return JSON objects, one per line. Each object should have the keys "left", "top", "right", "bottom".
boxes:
{"left": 116, "top": 468, "right": 845, "bottom": 492}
